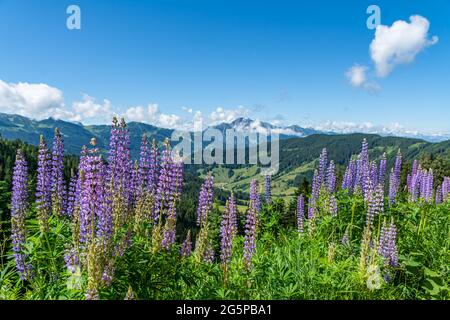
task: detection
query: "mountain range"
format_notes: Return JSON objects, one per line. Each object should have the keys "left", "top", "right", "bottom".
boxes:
{"left": 2, "top": 112, "right": 449, "bottom": 157}
{"left": 0, "top": 112, "right": 449, "bottom": 199}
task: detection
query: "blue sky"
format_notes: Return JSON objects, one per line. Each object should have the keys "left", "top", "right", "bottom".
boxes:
{"left": 0, "top": 0, "right": 449, "bottom": 134}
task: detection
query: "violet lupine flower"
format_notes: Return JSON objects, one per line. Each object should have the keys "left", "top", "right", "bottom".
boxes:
{"left": 79, "top": 139, "right": 110, "bottom": 243}
{"left": 204, "top": 245, "right": 215, "bottom": 264}
{"left": 138, "top": 134, "right": 150, "bottom": 191}
{"left": 148, "top": 139, "right": 159, "bottom": 193}
{"left": 409, "top": 167, "right": 423, "bottom": 202}
{"left": 359, "top": 139, "right": 370, "bottom": 193}
{"left": 307, "top": 197, "right": 315, "bottom": 220}
{"left": 220, "top": 193, "right": 237, "bottom": 266}
{"left": 264, "top": 175, "right": 271, "bottom": 204}
{"left": 442, "top": 177, "right": 450, "bottom": 202}
{"left": 378, "top": 221, "right": 398, "bottom": 267}
{"left": 64, "top": 248, "right": 80, "bottom": 274}
{"left": 180, "top": 231, "right": 193, "bottom": 257}
{"left": 370, "top": 161, "right": 378, "bottom": 187}
{"left": 318, "top": 148, "right": 328, "bottom": 184}
{"left": 297, "top": 194, "right": 304, "bottom": 233}
{"left": 342, "top": 160, "right": 357, "bottom": 193}
{"left": 36, "top": 135, "right": 52, "bottom": 231}
{"left": 388, "top": 169, "right": 399, "bottom": 205}
{"left": 435, "top": 185, "right": 443, "bottom": 204}
{"left": 325, "top": 161, "right": 336, "bottom": 193}
{"left": 11, "top": 149, "right": 32, "bottom": 280}
{"left": 421, "top": 169, "right": 434, "bottom": 203}
{"left": 51, "top": 128, "right": 66, "bottom": 217}
{"left": 153, "top": 140, "right": 174, "bottom": 223}
{"left": 243, "top": 179, "right": 260, "bottom": 271}
{"left": 196, "top": 172, "right": 215, "bottom": 226}
{"left": 107, "top": 118, "right": 133, "bottom": 225}
{"left": 367, "top": 184, "right": 384, "bottom": 227}
{"left": 363, "top": 175, "right": 374, "bottom": 204}
{"left": 66, "top": 171, "right": 77, "bottom": 217}
{"left": 311, "top": 169, "right": 320, "bottom": 201}
{"left": 378, "top": 153, "right": 387, "bottom": 185}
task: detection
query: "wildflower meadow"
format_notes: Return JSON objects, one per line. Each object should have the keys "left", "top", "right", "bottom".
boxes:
{"left": 0, "top": 117, "right": 449, "bottom": 300}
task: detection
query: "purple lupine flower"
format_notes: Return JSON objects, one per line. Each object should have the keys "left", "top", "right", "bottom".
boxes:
{"left": 153, "top": 139, "right": 175, "bottom": 223}
{"left": 11, "top": 149, "right": 32, "bottom": 280}
{"left": 180, "top": 231, "right": 193, "bottom": 257}
{"left": 204, "top": 245, "right": 215, "bottom": 264}
{"left": 79, "top": 139, "right": 110, "bottom": 243}
{"left": 378, "top": 221, "right": 398, "bottom": 267}
{"left": 422, "top": 169, "right": 434, "bottom": 203}
{"left": 388, "top": 169, "right": 398, "bottom": 205}
{"left": 364, "top": 174, "right": 374, "bottom": 204}
{"left": 307, "top": 197, "right": 316, "bottom": 220}
{"left": 51, "top": 128, "right": 66, "bottom": 217}
{"left": 264, "top": 175, "right": 271, "bottom": 204}
{"left": 64, "top": 248, "right": 80, "bottom": 274}
{"left": 370, "top": 161, "right": 378, "bottom": 187}
{"left": 138, "top": 134, "right": 150, "bottom": 192}
{"left": 378, "top": 153, "right": 387, "bottom": 185}
{"left": 196, "top": 172, "right": 215, "bottom": 226}
{"left": 243, "top": 179, "right": 260, "bottom": 271}
{"left": 297, "top": 194, "right": 304, "bottom": 233}
{"left": 367, "top": 184, "right": 384, "bottom": 226}
{"left": 442, "top": 177, "right": 449, "bottom": 202}
{"left": 318, "top": 148, "right": 328, "bottom": 184}
{"left": 107, "top": 118, "right": 133, "bottom": 227}
{"left": 130, "top": 160, "right": 139, "bottom": 202}
{"left": 359, "top": 139, "right": 370, "bottom": 193}
{"left": 36, "top": 135, "right": 52, "bottom": 231}
{"left": 342, "top": 159, "right": 357, "bottom": 193}
{"left": 66, "top": 171, "right": 77, "bottom": 217}
{"left": 409, "top": 166, "right": 423, "bottom": 202}
{"left": 311, "top": 169, "right": 320, "bottom": 201}
{"left": 220, "top": 193, "right": 237, "bottom": 265}
{"left": 148, "top": 139, "right": 159, "bottom": 193}
{"left": 325, "top": 161, "right": 336, "bottom": 193}
{"left": 435, "top": 185, "right": 443, "bottom": 204}
{"left": 102, "top": 262, "right": 115, "bottom": 287}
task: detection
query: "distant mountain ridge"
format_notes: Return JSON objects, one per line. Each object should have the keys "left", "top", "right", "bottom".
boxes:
{"left": 0, "top": 113, "right": 449, "bottom": 158}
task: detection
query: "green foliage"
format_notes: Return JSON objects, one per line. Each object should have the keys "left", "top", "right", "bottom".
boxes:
{"left": 1, "top": 191, "right": 449, "bottom": 300}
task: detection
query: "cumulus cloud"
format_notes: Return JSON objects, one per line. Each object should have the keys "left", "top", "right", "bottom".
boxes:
{"left": 370, "top": 15, "right": 438, "bottom": 77}
{"left": 209, "top": 106, "right": 250, "bottom": 124}
{"left": 123, "top": 103, "right": 182, "bottom": 128}
{"left": 0, "top": 79, "right": 64, "bottom": 118}
{"left": 72, "top": 94, "right": 112, "bottom": 123}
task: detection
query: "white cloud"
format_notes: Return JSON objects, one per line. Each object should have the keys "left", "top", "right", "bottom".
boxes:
{"left": 346, "top": 65, "right": 368, "bottom": 87}
{"left": 0, "top": 79, "right": 64, "bottom": 118}
{"left": 123, "top": 103, "right": 182, "bottom": 128}
{"left": 72, "top": 94, "right": 112, "bottom": 123}
{"left": 345, "top": 65, "right": 381, "bottom": 92}
{"left": 209, "top": 106, "right": 250, "bottom": 124}
{"left": 370, "top": 15, "right": 438, "bottom": 77}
